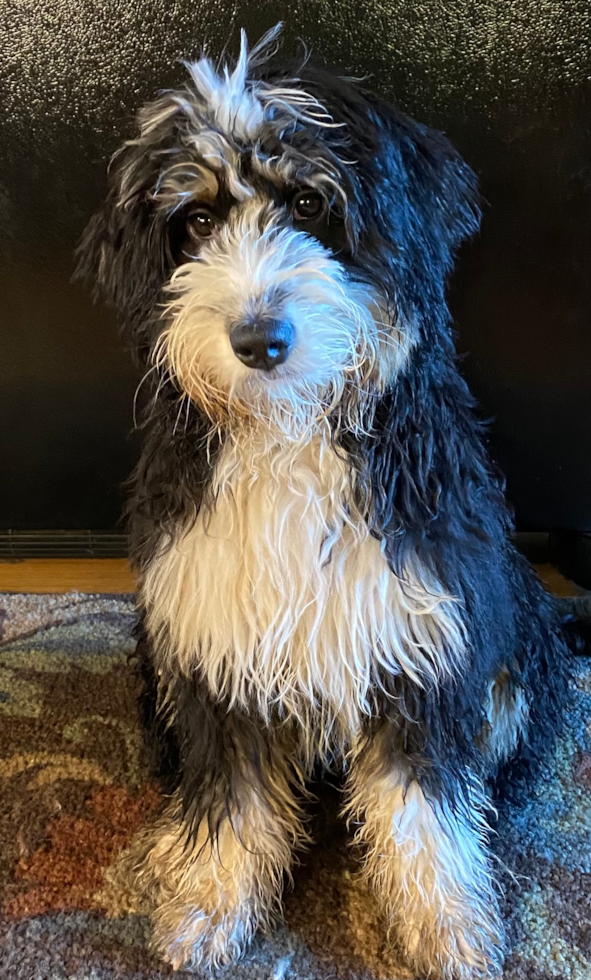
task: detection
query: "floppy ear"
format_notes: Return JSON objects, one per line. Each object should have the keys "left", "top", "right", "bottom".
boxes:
{"left": 75, "top": 173, "right": 163, "bottom": 319}
{"left": 358, "top": 90, "right": 482, "bottom": 310}
{"left": 74, "top": 95, "right": 185, "bottom": 338}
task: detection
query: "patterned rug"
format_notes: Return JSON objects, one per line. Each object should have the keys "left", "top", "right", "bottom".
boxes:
{"left": 1, "top": 590, "right": 591, "bottom": 980}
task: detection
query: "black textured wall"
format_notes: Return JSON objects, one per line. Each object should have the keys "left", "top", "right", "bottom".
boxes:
{"left": 1, "top": 1, "right": 590, "bottom": 529}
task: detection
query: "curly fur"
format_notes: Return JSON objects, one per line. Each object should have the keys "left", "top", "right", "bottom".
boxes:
{"left": 77, "top": 24, "right": 580, "bottom": 980}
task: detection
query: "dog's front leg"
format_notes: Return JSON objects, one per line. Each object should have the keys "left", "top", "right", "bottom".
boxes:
{"left": 133, "top": 667, "right": 306, "bottom": 972}
{"left": 346, "top": 731, "right": 504, "bottom": 980}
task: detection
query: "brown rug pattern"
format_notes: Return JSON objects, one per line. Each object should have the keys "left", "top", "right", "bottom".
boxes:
{"left": 1, "top": 591, "right": 591, "bottom": 979}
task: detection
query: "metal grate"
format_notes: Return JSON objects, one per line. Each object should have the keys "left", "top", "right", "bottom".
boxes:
{"left": 0, "top": 530, "right": 129, "bottom": 559}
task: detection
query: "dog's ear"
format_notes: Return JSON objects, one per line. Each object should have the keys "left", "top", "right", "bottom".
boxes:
{"left": 358, "top": 90, "right": 482, "bottom": 293}
{"left": 74, "top": 97, "right": 181, "bottom": 325}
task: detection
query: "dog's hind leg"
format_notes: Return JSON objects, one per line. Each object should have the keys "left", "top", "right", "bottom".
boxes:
{"left": 345, "top": 735, "right": 504, "bottom": 980}
{"left": 480, "top": 668, "right": 530, "bottom": 767}
{"left": 130, "top": 663, "right": 308, "bottom": 971}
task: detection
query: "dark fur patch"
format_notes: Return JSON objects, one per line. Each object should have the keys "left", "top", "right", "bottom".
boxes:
{"left": 131, "top": 621, "right": 300, "bottom": 847}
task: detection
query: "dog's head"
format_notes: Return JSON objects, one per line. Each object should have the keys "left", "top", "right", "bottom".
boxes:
{"left": 77, "top": 24, "right": 480, "bottom": 437}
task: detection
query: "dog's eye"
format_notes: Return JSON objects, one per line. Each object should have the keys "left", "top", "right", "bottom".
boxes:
{"left": 292, "top": 190, "right": 325, "bottom": 222}
{"left": 187, "top": 207, "right": 217, "bottom": 240}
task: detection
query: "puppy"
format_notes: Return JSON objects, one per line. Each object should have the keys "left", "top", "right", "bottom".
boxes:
{"left": 77, "top": 24, "right": 575, "bottom": 979}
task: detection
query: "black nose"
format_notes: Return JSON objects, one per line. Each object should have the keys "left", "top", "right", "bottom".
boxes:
{"left": 230, "top": 318, "right": 294, "bottom": 371}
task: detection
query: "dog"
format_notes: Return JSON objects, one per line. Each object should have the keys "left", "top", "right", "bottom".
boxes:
{"left": 76, "top": 24, "right": 578, "bottom": 979}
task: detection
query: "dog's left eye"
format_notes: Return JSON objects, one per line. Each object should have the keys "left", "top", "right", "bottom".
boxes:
{"left": 292, "top": 190, "right": 326, "bottom": 222}
{"left": 187, "top": 207, "right": 217, "bottom": 240}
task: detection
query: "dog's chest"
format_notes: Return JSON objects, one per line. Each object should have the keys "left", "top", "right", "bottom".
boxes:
{"left": 143, "top": 434, "right": 462, "bottom": 733}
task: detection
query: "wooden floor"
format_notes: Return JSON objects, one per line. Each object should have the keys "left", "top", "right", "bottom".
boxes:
{"left": 0, "top": 559, "right": 136, "bottom": 594}
{"left": 0, "top": 558, "right": 584, "bottom": 597}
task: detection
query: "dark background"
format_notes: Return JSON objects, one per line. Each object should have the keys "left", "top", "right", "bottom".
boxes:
{"left": 1, "top": 1, "right": 590, "bottom": 536}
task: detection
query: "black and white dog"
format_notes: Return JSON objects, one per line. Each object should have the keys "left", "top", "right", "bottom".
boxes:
{"left": 77, "top": 25, "right": 577, "bottom": 980}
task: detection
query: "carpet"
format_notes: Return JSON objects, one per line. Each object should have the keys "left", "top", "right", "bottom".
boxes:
{"left": 1, "top": 591, "right": 591, "bottom": 980}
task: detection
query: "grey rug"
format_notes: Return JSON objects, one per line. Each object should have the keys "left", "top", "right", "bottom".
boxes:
{"left": 1, "top": 591, "right": 591, "bottom": 979}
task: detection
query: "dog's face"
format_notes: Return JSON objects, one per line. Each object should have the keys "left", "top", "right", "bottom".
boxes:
{"left": 78, "top": 26, "right": 480, "bottom": 436}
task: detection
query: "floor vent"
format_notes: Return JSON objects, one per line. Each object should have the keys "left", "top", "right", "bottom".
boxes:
{"left": 0, "top": 531, "right": 129, "bottom": 559}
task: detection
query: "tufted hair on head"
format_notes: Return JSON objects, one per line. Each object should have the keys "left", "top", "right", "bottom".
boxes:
{"left": 75, "top": 23, "right": 481, "bottom": 364}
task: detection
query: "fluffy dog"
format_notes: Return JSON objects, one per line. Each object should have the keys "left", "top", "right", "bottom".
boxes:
{"left": 77, "top": 24, "right": 577, "bottom": 979}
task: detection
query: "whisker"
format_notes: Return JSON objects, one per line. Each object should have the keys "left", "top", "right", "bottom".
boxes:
{"left": 184, "top": 393, "right": 192, "bottom": 433}
{"left": 172, "top": 394, "right": 188, "bottom": 436}
{"left": 133, "top": 364, "right": 159, "bottom": 429}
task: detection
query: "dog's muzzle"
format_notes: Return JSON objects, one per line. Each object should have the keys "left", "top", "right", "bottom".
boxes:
{"left": 230, "top": 317, "right": 295, "bottom": 372}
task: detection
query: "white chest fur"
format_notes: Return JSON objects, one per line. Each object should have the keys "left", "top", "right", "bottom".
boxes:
{"left": 142, "top": 430, "right": 465, "bottom": 741}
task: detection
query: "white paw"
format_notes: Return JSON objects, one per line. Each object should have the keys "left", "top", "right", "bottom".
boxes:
{"left": 152, "top": 903, "right": 256, "bottom": 971}
{"left": 399, "top": 916, "right": 504, "bottom": 980}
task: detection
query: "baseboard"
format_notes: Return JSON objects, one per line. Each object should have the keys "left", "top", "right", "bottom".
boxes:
{"left": 0, "top": 530, "right": 587, "bottom": 587}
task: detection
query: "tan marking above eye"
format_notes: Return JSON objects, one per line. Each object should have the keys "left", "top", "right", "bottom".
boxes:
{"left": 153, "top": 162, "right": 219, "bottom": 213}
{"left": 194, "top": 165, "right": 220, "bottom": 203}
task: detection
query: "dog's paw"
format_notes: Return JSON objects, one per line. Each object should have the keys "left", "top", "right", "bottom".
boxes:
{"left": 151, "top": 903, "right": 256, "bottom": 972}
{"left": 399, "top": 915, "right": 504, "bottom": 980}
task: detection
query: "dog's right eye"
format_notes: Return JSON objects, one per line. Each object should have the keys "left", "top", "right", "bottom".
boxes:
{"left": 292, "top": 190, "right": 325, "bottom": 222}
{"left": 187, "top": 207, "right": 217, "bottom": 240}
